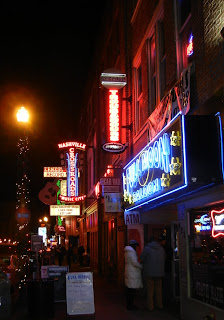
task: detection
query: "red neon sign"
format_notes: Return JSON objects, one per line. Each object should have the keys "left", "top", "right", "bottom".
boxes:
{"left": 109, "top": 89, "right": 120, "bottom": 142}
{"left": 211, "top": 208, "right": 224, "bottom": 238}
{"left": 59, "top": 195, "right": 86, "bottom": 202}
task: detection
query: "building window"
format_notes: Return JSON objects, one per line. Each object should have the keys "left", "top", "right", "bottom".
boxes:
{"left": 189, "top": 207, "right": 224, "bottom": 310}
{"left": 87, "top": 147, "right": 94, "bottom": 193}
{"left": 134, "top": 64, "right": 143, "bottom": 132}
{"left": 175, "top": 0, "right": 192, "bottom": 75}
{"left": 147, "top": 21, "right": 166, "bottom": 115}
{"left": 148, "top": 34, "right": 157, "bottom": 112}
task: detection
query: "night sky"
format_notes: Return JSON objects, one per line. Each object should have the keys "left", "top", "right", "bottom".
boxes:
{"left": 0, "top": 2, "right": 106, "bottom": 238}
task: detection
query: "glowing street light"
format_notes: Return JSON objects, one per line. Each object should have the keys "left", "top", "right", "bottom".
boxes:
{"left": 17, "top": 106, "right": 29, "bottom": 123}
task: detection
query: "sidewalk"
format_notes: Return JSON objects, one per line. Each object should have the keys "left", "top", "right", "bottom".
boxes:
{"left": 10, "top": 262, "right": 180, "bottom": 320}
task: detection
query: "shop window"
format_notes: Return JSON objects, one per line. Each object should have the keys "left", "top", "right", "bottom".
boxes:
{"left": 175, "top": 0, "right": 192, "bottom": 75}
{"left": 189, "top": 208, "right": 224, "bottom": 310}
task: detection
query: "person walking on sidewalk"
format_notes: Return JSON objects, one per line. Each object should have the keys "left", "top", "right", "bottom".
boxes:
{"left": 67, "top": 244, "right": 74, "bottom": 270}
{"left": 124, "top": 240, "right": 143, "bottom": 310}
{"left": 140, "top": 235, "right": 166, "bottom": 312}
{"left": 78, "top": 243, "right": 85, "bottom": 266}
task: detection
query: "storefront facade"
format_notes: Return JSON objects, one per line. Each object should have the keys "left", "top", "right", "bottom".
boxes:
{"left": 123, "top": 111, "right": 224, "bottom": 318}
{"left": 178, "top": 185, "right": 224, "bottom": 320}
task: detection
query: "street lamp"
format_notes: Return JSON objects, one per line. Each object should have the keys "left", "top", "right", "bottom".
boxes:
{"left": 15, "top": 106, "right": 31, "bottom": 229}
{"left": 16, "top": 106, "right": 29, "bottom": 123}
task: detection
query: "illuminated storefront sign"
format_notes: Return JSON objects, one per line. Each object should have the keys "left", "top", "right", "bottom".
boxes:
{"left": 44, "top": 167, "right": 67, "bottom": 178}
{"left": 58, "top": 141, "right": 86, "bottom": 151}
{"left": 186, "top": 34, "right": 193, "bottom": 57}
{"left": 194, "top": 214, "right": 211, "bottom": 232}
{"left": 109, "top": 89, "right": 120, "bottom": 142}
{"left": 211, "top": 208, "right": 224, "bottom": 238}
{"left": 123, "top": 114, "right": 187, "bottom": 211}
{"left": 67, "top": 148, "right": 78, "bottom": 197}
{"left": 50, "top": 205, "right": 80, "bottom": 216}
{"left": 100, "top": 69, "right": 127, "bottom": 90}
{"left": 59, "top": 195, "right": 86, "bottom": 203}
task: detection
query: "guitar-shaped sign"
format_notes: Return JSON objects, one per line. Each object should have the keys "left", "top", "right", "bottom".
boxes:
{"left": 38, "top": 178, "right": 60, "bottom": 205}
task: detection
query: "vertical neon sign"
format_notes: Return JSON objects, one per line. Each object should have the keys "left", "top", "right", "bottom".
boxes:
{"left": 109, "top": 89, "right": 120, "bottom": 142}
{"left": 67, "top": 148, "right": 78, "bottom": 197}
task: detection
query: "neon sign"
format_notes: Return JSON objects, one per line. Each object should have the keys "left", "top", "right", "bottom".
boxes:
{"left": 58, "top": 141, "right": 86, "bottom": 151}
{"left": 194, "top": 214, "right": 211, "bottom": 232}
{"left": 109, "top": 89, "right": 120, "bottom": 142}
{"left": 67, "top": 148, "right": 78, "bottom": 197}
{"left": 211, "top": 208, "right": 224, "bottom": 238}
{"left": 186, "top": 34, "right": 193, "bottom": 57}
{"left": 123, "top": 114, "right": 187, "bottom": 211}
{"left": 59, "top": 195, "right": 86, "bottom": 202}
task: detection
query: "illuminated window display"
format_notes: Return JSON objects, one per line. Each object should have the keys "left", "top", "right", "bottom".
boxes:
{"left": 189, "top": 207, "right": 224, "bottom": 309}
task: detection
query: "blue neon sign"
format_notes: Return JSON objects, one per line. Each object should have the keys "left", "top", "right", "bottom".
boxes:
{"left": 123, "top": 114, "right": 187, "bottom": 211}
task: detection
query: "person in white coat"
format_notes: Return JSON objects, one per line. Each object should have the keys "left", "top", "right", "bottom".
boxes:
{"left": 124, "top": 240, "right": 143, "bottom": 310}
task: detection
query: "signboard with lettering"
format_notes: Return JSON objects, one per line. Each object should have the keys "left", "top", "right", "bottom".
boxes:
{"left": 50, "top": 205, "right": 80, "bottom": 216}
{"left": 31, "top": 235, "right": 43, "bottom": 252}
{"left": 48, "top": 266, "right": 69, "bottom": 302}
{"left": 43, "top": 167, "right": 67, "bottom": 178}
{"left": 123, "top": 114, "right": 223, "bottom": 212}
{"left": 104, "top": 193, "right": 124, "bottom": 213}
{"left": 124, "top": 211, "right": 140, "bottom": 225}
{"left": 211, "top": 208, "right": 224, "bottom": 238}
{"left": 123, "top": 115, "right": 187, "bottom": 211}
{"left": 66, "top": 272, "right": 95, "bottom": 316}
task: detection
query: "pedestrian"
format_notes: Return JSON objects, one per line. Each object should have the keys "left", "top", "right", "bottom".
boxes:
{"left": 140, "top": 234, "right": 166, "bottom": 311}
{"left": 67, "top": 244, "right": 74, "bottom": 270}
{"left": 124, "top": 239, "right": 143, "bottom": 310}
{"left": 56, "top": 245, "right": 64, "bottom": 266}
{"left": 78, "top": 243, "right": 85, "bottom": 266}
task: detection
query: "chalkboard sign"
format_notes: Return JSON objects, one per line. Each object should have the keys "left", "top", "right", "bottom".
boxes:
{"left": 66, "top": 272, "right": 95, "bottom": 316}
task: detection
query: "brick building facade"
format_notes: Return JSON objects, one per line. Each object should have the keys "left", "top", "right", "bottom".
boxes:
{"left": 76, "top": 1, "right": 224, "bottom": 319}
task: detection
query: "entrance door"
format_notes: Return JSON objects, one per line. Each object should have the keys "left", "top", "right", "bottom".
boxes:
{"left": 171, "top": 222, "right": 180, "bottom": 299}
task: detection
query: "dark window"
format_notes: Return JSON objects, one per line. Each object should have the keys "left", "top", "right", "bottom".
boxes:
{"left": 179, "top": 0, "right": 191, "bottom": 27}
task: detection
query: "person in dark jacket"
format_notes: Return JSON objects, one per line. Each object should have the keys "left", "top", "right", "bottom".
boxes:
{"left": 140, "top": 235, "right": 166, "bottom": 311}
{"left": 67, "top": 244, "right": 74, "bottom": 269}
{"left": 78, "top": 243, "right": 85, "bottom": 266}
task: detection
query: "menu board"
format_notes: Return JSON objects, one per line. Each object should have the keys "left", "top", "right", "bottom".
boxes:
{"left": 66, "top": 272, "right": 95, "bottom": 316}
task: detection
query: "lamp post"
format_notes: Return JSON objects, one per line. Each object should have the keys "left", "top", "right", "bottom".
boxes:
{"left": 15, "top": 106, "right": 31, "bottom": 238}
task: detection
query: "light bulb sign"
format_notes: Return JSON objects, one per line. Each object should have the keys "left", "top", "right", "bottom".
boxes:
{"left": 123, "top": 114, "right": 187, "bottom": 211}
{"left": 44, "top": 167, "right": 67, "bottom": 178}
{"left": 101, "top": 68, "right": 128, "bottom": 154}
{"left": 67, "top": 148, "right": 78, "bottom": 197}
{"left": 57, "top": 142, "right": 86, "bottom": 202}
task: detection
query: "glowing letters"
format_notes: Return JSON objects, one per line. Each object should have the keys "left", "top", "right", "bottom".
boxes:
{"left": 211, "top": 208, "right": 224, "bottom": 238}
{"left": 67, "top": 148, "right": 78, "bottom": 197}
{"left": 109, "top": 90, "right": 120, "bottom": 142}
{"left": 123, "top": 115, "right": 186, "bottom": 209}
{"left": 58, "top": 141, "right": 86, "bottom": 150}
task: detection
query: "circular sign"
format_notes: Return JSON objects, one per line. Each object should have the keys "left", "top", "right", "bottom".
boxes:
{"left": 15, "top": 207, "right": 31, "bottom": 225}
{"left": 100, "top": 68, "right": 127, "bottom": 89}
